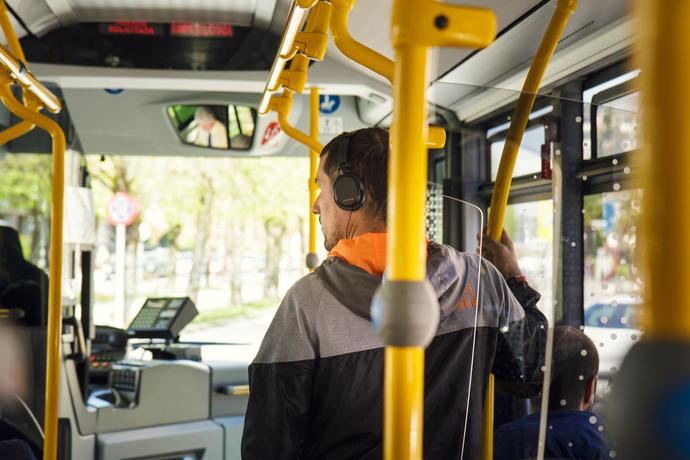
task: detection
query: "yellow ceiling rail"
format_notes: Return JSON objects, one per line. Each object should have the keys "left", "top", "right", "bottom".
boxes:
{"left": 483, "top": 1, "right": 576, "bottom": 458}
{"left": 0, "top": 4, "right": 66, "bottom": 459}
{"left": 259, "top": 1, "right": 330, "bottom": 115}
{"left": 0, "top": 92, "right": 44, "bottom": 144}
{"left": 376, "top": 2, "right": 495, "bottom": 460}
{"left": 270, "top": 91, "right": 324, "bottom": 153}
{"left": 306, "top": 87, "right": 320, "bottom": 271}
{"left": 330, "top": 0, "right": 394, "bottom": 82}
{"left": 330, "top": 0, "right": 446, "bottom": 149}
{"left": 0, "top": 44, "right": 60, "bottom": 113}
{"left": 0, "top": 78, "right": 66, "bottom": 460}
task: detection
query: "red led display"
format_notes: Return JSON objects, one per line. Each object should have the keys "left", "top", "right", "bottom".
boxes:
{"left": 170, "top": 22, "right": 234, "bottom": 38}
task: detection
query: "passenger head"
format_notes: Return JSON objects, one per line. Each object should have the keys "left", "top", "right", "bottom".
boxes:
{"left": 195, "top": 107, "right": 217, "bottom": 131}
{"left": 312, "top": 128, "right": 389, "bottom": 250}
{"left": 548, "top": 326, "right": 599, "bottom": 411}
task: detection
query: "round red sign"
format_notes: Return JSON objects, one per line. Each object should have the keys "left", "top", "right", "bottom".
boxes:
{"left": 108, "top": 192, "right": 139, "bottom": 226}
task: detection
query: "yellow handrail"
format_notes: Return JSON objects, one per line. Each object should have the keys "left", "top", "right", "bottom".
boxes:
{"left": 0, "top": 81, "right": 65, "bottom": 460}
{"left": 0, "top": 6, "right": 65, "bottom": 458}
{"left": 330, "top": 0, "right": 446, "bottom": 149}
{"left": 384, "top": 2, "right": 494, "bottom": 459}
{"left": 271, "top": 92, "right": 324, "bottom": 153}
{"left": 331, "top": 0, "right": 394, "bottom": 82}
{"left": 259, "top": 1, "right": 329, "bottom": 114}
{"left": 637, "top": 1, "right": 690, "bottom": 339}
{"left": 307, "top": 87, "right": 319, "bottom": 270}
{"left": 0, "top": 118, "right": 34, "bottom": 143}
{"left": 483, "top": 1, "right": 576, "bottom": 458}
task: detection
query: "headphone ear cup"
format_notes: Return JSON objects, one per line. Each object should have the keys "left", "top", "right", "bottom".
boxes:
{"left": 333, "top": 174, "right": 365, "bottom": 211}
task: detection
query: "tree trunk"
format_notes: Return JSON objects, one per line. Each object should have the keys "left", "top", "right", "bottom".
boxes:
{"left": 263, "top": 220, "right": 286, "bottom": 299}
{"left": 189, "top": 176, "right": 214, "bottom": 303}
{"left": 227, "top": 222, "right": 243, "bottom": 306}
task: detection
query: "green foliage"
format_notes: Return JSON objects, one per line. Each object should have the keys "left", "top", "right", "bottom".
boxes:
{"left": 85, "top": 154, "right": 309, "bottom": 245}
{"left": 192, "top": 298, "right": 275, "bottom": 325}
{"left": 0, "top": 154, "right": 52, "bottom": 215}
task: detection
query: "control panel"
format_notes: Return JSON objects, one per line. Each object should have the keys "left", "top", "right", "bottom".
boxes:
{"left": 90, "top": 325, "right": 128, "bottom": 377}
{"left": 127, "top": 297, "right": 198, "bottom": 340}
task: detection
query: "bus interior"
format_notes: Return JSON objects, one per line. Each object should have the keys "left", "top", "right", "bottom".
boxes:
{"left": 0, "top": 0, "right": 673, "bottom": 459}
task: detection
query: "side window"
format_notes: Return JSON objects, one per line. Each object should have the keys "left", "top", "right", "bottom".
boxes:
{"left": 583, "top": 189, "right": 643, "bottom": 380}
{"left": 502, "top": 200, "right": 553, "bottom": 313}
{"left": 582, "top": 69, "right": 641, "bottom": 160}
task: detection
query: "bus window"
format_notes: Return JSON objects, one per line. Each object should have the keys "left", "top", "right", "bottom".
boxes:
{"left": 490, "top": 125, "right": 545, "bottom": 181}
{"left": 86, "top": 155, "right": 314, "bottom": 361}
{"left": 583, "top": 189, "right": 642, "bottom": 381}
{"left": 594, "top": 92, "right": 641, "bottom": 158}
{"left": 582, "top": 69, "right": 640, "bottom": 160}
{"left": 502, "top": 200, "right": 554, "bottom": 314}
{"left": 0, "top": 153, "right": 52, "bottom": 270}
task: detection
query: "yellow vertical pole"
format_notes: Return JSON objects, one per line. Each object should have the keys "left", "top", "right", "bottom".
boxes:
{"left": 603, "top": 3, "right": 690, "bottom": 458}
{"left": 381, "top": 3, "right": 495, "bottom": 460}
{"left": 638, "top": 1, "right": 690, "bottom": 339}
{"left": 307, "top": 87, "right": 319, "bottom": 270}
{"left": 483, "top": 2, "right": 576, "bottom": 458}
{"left": 385, "top": 43, "right": 429, "bottom": 460}
{"left": 487, "top": 0, "right": 577, "bottom": 238}
{"left": 0, "top": 84, "right": 65, "bottom": 460}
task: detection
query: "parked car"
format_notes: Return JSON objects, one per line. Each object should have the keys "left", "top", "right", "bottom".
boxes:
{"left": 583, "top": 297, "right": 642, "bottom": 379}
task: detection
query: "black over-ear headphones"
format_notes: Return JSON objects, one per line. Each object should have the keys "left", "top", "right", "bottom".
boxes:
{"left": 332, "top": 133, "right": 365, "bottom": 211}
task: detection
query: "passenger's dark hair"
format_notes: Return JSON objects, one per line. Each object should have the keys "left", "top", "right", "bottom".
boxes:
{"left": 320, "top": 128, "right": 389, "bottom": 222}
{"left": 548, "top": 326, "right": 599, "bottom": 411}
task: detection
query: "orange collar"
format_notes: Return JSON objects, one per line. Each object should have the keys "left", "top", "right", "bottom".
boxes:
{"left": 328, "top": 233, "right": 387, "bottom": 276}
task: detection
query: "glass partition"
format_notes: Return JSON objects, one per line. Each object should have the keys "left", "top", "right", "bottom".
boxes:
{"left": 427, "top": 81, "right": 640, "bottom": 460}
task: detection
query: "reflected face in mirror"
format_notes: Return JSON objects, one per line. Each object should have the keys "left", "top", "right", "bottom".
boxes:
{"left": 195, "top": 107, "right": 217, "bottom": 132}
{"left": 312, "top": 154, "right": 350, "bottom": 251}
{"left": 167, "top": 104, "right": 256, "bottom": 151}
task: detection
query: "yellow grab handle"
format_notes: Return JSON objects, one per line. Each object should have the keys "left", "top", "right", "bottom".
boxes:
{"left": 483, "top": 1, "right": 576, "bottom": 459}
{"left": 271, "top": 92, "right": 324, "bottom": 153}
{"left": 0, "top": 81, "right": 66, "bottom": 460}
{"left": 487, "top": 0, "right": 577, "bottom": 241}
{"left": 384, "top": 2, "right": 495, "bottom": 460}
{"left": 308, "top": 88, "right": 319, "bottom": 258}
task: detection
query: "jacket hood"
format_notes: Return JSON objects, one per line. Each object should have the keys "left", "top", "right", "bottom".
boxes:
{"left": 314, "top": 240, "right": 479, "bottom": 322}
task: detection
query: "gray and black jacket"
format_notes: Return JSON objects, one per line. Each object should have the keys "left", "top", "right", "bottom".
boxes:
{"left": 242, "top": 241, "right": 546, "bottom": 459}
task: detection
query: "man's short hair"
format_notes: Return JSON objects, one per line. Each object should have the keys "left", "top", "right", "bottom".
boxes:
{"left": 195, "top": 106, "right": 215, "bottom": 121}
{"left": 320, "top": 128, "right": 389, "bottom": 221}
{"left": 548, "top": 326, "right": 599, "bottom": 410}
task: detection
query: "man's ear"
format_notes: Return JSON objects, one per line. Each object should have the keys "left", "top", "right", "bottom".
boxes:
{"left": 584, "top": 375, "right": 598, "bottom": 409}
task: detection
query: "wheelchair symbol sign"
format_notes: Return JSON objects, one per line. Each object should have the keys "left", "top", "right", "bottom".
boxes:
{"left": 319, "top": 95, "right": 341, "bottom": 114}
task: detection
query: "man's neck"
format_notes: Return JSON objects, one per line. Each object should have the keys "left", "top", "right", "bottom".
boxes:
{"left": 345, "top": 218, "right": 386, "bottom": 239}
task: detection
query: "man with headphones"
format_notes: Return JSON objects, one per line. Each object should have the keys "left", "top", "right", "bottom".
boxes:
{"left": 242, "top": 127, "right": 547, "bottom": 460}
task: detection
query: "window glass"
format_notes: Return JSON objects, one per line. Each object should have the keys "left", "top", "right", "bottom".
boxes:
{"left": 236, "top": 106, "right": 255, "bottom": 136}
{"left": 502, "top": 199, "right": 553, "bottom": 315}
{"left": 595, "top": 91, "right": 641, "bottom": 158}
{"left": 490, "top": 126, "right": 545, "bottom": 181}
{"left": 227, "top": 106, "right": 240, "bottom": 139}
{"left": 582, "top": 69, "right": 640, "bottom": 159}
{"left": 0, "top": 153, "right": 52, "bottom": 269}
{"left": 86, "top": 155, "right": 313, "bottom": 361}
{"left": 583, "top": 189, "right": 643, "bottom": 384}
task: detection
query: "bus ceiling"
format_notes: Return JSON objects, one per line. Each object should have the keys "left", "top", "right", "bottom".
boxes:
{"left": 2, "top": 0, "right": 632, "bottom": 156}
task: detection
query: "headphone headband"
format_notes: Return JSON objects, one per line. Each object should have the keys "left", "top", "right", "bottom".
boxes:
{"left": 332, "top": 132, "right": 365, "bottom": 211}
{"left": 337, "top": 133, "right": 353, "bottom": 174}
